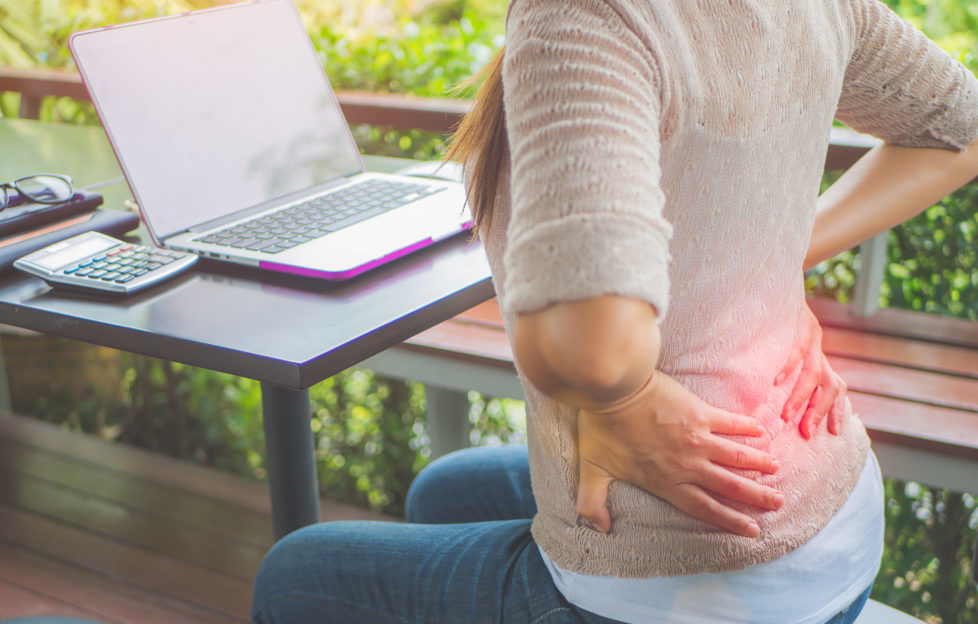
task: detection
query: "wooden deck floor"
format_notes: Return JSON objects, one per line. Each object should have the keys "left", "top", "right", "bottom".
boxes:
{"left": 0, "top": 411, "right": 392, "bottom": 623}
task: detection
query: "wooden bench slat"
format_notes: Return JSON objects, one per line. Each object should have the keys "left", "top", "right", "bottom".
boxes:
{"left": 822, "top": 326, "right": 978, "bottom": 379}
{"left": 809, "top": 298, "right": 978, "bottom": 349}
{"left": 853, "top": 391, "right": 978, "bottom": 460}
{"left": 406, "top": 321, "right": 515, "bottom": 366}
{"left": 829, "top": 356, "right": 978, "bottom": 414}
{"left": 454, "top": 299, "right": 506, "bottom": 327}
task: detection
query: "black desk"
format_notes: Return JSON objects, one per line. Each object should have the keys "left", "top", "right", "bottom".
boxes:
{"left": 0, "top": 118, "right": 493, "bottom": 538}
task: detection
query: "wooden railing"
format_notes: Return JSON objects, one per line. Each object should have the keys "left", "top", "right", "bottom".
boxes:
{"left": 0, "top": 68, "right": 470, "bottom": 133}
{"left": 1, "top": 67, "right": 875, "bottom": 165}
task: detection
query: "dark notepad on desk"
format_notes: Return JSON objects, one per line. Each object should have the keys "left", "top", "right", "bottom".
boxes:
{"left": 0, "top": 191, "right": 140, "bottom": 272}
{"left": 0, "top": 188, "right": 104, "bottom": 238}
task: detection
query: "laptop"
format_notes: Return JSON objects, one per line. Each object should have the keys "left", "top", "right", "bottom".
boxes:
{"left": 69, "top": 0, "right": 471, "bottom": 280}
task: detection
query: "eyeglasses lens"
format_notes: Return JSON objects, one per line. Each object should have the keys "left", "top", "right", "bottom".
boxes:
{"left": 17, "top": 175, "right": 74, "bottom": 204}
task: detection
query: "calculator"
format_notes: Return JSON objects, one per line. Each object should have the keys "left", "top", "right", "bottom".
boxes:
{"left": 14, "top": 231, "right": 197, "bottom": 294}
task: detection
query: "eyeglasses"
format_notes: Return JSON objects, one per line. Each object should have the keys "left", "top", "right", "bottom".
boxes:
{"left": 0, "top": 174, "right": 75, "bottom": 212}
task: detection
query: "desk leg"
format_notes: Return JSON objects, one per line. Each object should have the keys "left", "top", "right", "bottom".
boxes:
{"left": 261, "top": 383, "right": 321, "bottom": 540}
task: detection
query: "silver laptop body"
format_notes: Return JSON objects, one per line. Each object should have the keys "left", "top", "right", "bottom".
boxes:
{"left": 69, "top": 0, "right": 471, "bottom": 280}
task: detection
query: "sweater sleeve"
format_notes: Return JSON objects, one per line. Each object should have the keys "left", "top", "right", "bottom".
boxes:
{"left": 500, "top": 0, "right": 673, "bottom": 319}
{"left": 837, "top": 0, "right": 978, "bottom": 150}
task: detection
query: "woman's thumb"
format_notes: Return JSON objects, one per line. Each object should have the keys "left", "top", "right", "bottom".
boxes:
{"left": 577, "top": 462, "right": 614, "bottom": 533}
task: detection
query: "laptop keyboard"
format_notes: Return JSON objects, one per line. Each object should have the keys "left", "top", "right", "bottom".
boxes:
{"left": 195, "top": 178, "right": 444, "bottom": 254}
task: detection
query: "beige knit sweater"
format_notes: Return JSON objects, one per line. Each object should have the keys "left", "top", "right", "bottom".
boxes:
{"left": 482, "top": 0, "right": 978, "bottom": 577}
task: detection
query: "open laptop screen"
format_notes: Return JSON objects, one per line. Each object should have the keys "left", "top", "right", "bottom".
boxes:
{"left": 70, "top": 0, "right": 363, "bottom": 240}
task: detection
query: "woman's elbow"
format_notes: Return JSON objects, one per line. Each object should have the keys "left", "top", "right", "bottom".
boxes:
{"left": 517, "top": 338, "right": 633, "bottom": 396}
{"left": 513, "top": 297, "right": 661, "bottom": 405}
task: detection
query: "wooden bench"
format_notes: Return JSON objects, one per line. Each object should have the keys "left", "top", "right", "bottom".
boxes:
{"left": 368, "top": 296, "right": 978, "bottom": 493}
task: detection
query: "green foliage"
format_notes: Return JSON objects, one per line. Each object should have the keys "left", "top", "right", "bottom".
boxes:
{"left": 0, "top": 0, "right": 203, "bottom": 70}
{"left": 884, "top": 184, "right": 978, "bottom": 320}
{"left": 808, "top": 177, "right": 978, "bottom": 321}
{"left": 875, "top": 482, "right": 978, "bottom": 623}
{"left": 308, "top": 14, "right": 501, "bottom": 159}
{"left": 310, "top": 370, "right": 427, "bottom": 512}
{"left": 881, "top": 0, "right": 978, "bottom": 72}
{"left": 25, "top": 353, "right": 268, "bottom": 479}
{"left": 311, "top": 15, "right": 500, "bottom": 97}
{"left": 468, "top": 393, "right": 526, "bottom": 447}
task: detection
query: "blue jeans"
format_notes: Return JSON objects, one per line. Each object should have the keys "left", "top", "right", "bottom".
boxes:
{"left": 252, "top": 445, "right": 871, "bottom": 623}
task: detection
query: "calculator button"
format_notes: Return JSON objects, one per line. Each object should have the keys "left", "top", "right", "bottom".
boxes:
{"left": 78, "top": 260, "right": 94, "bottom": 267}
{"left": 148, "top": 254, "right": 175, "bottom": 264}
{"left": 63, "top": 266, "right": 79, "bottom": 274}
{"left": 115, "top": 275, "right": 136, "bottom": 284}
{"left": 75, "top": 268, "right": 93, "bottom": 276}
{"left": 92, "top": 255, "right": 107, "bottom": 262}
{"left": 88, "top": 270, "right": 106, "bottom": 278}
{"left": 100, "top": 272, "right": 121, "bottom": 280}
{"left": 132, "top": 269, "right": 149, "bottom": 277}
{"left": 145, "top": 262, "right": 162, "bottom": 271}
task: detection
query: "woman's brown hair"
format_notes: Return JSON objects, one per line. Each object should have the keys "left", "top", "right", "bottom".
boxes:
{"left": 444, "top": 47, "right": 507, "bottom": 236}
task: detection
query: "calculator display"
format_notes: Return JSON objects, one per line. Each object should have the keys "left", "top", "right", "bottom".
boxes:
{"left": 34, "top": 237, "right": 116, "bottom": 270}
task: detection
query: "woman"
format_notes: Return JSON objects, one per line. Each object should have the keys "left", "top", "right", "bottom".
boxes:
{"left": 252, "top": 1, "right": 978, "bottom": 622}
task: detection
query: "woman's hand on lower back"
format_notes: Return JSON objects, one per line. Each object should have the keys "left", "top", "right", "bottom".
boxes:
{"left": 576, "top": 371, "right": 783, "bottom": 538}
{"left": 775, "top": 304, "right": 847, "bottom": 438}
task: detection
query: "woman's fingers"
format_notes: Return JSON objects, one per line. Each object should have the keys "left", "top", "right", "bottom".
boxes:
{"left": 698, "top": 464, "right": 784, "bottom": 511}
{"left": 706, "top": 410, "right": 765, "bottom": 437}
{"left": 780, "top": 343, "right": 821, "bottom": 422}
{"left": 667, "top": 484, "right": 761, "bottom": 538}
{"left": 576, "top": 459, "right": 615, "bottom": 533}
{"left": 710, "top": 437, "right": 780, "bottom": 473}
{"left": 827, "top": 379, "right": 848, "bottom": 435}
{"left": 799, "top": 357, "right": 846, "bottom": 438}
{"left": 799, "top": 385, "right": 827, "bottom": 439}
{"left": 774, "top": 345, "right": 804, "bottom": 387}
